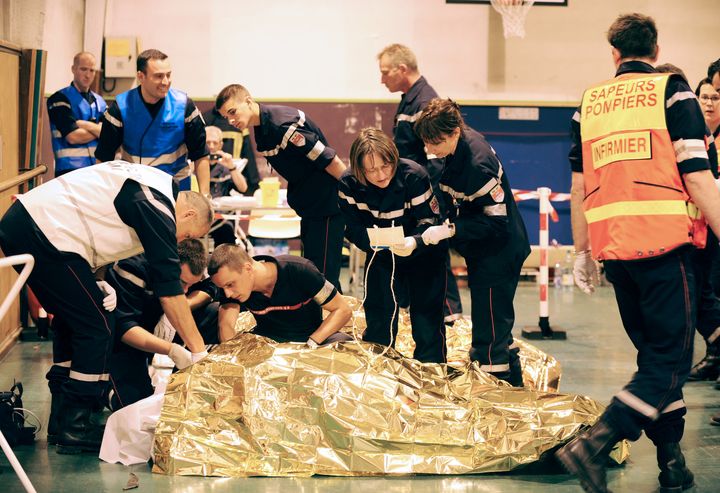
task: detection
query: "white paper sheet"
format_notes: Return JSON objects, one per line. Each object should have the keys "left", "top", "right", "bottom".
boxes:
{"left": 366, "top": 226, "right": 405, "bottom": 248}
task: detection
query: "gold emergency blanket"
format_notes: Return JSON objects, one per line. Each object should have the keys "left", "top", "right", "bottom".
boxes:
{"left": 153, "top": 304, "right": 627, "bottom": 476}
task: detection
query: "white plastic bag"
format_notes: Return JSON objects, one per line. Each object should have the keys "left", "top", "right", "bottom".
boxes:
{"left": 99, "top": 393, "right": 165, "bottom": 465}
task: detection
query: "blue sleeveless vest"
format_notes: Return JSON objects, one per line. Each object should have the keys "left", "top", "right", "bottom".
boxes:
{"left": 116, "top": 87, "right": 188, "bottom": 178}
{"left": 50, "top": 84, "right": 107, "bottom": 173}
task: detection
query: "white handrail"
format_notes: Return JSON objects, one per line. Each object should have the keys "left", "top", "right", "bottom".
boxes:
{"left": 0, "top": 253, "right": 38, "bottom": 493}
{"left": 0, "top": 254, "right": 35, "bottom": 323}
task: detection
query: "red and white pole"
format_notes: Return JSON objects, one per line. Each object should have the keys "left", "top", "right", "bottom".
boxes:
{"left": 521, "top": 187, "right": 566, "bottom": 340}
{"left": 538, "top": 187, "right": 550, "bottom": 325}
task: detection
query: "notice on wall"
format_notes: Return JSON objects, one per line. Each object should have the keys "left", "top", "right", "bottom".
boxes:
{"left": 498, "top": 107, "right": 540, "bottom": 121}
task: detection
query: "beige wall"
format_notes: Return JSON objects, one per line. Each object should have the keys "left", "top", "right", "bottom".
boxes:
{"left": 12, "top": 0, "right": 716, "bottom": 102}
{"left": 496, "top": 0, "right": 717, "bottom": 102}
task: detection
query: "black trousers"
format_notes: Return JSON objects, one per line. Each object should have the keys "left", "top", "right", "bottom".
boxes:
{"left": 0, "top": 202, "right": 113, "bottom": 406}
{"left": 362, "top": 251, "right": 447, "bottom": 363}
{"left": 300, "top": 213, "right": 344, "bottom": 292}
{"left": 467, "top": 269, "right": 521, "bottom": 378}
{"left": 694, "top": 237, "right": 720, "bottom": 344}
{"left": 108, "top": 302, "right": 221, "bottom": 410}
{"left": 396, "top": 251, "right": 463, "bottom": 319}
{"left": 602, "top": 248, "right": 696, "bottom": 444}
{"left": 443, "top": 255, "right": 464, "bottom": 322}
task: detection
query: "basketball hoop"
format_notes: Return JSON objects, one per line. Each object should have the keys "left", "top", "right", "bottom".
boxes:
{"left": 490, "top": 0, "right": 535, "bottom": 39}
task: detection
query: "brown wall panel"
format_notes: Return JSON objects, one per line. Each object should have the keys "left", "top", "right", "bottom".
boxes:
{"left": 40, "top": 98, "right": 400, "bottom": 178}
{"left": 0, "top": 47, "right": 22, "bottom": 358}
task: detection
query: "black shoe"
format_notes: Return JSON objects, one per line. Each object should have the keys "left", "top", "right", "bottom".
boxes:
{"left": 715, "top": 374, "right": 720, "bottom": 390}
{"left": 56, "top": 403, "right": 105, "bottom": 455}
{"left": 509, "top": 346, "right": 524, "bottom": 388}
{"left": 656, "top": 442, "right": 694, "bottom": 492}
{"left": 711, "top": 412, "right": 720, "bottom": 426}
{"left": 555, "top": 419, "right": 620, "bottom": 493}
{"left": 687, "top": 343, "right": 720, "bottom": 381}
{"left": 46, "top": 393, "right": 63, "bottom": 445}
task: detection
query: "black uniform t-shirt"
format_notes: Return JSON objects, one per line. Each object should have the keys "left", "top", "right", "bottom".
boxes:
{"left": 244, "top": 255, "right": 337, "bottom": 342}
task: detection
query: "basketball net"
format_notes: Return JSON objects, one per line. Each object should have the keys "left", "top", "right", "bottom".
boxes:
{"left": 490, "top": 0, "right": 535, "bottom": 39}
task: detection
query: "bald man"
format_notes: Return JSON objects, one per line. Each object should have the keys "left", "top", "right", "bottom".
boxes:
{"left": 47, "top": 52, "right": 107, "bottom": 176}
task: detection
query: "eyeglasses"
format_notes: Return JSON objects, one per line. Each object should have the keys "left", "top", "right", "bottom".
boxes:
{"left": 700, "top": 95, "right": 720, "bottom": 103}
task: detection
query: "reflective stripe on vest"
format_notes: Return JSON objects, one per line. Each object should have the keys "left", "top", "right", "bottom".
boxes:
{"left": 50, "top": 85, "right": 107, "bottom": 173}
{"left": 580, "top": 73, "right": 706, "bottom": 260}
{"left": 116, "top": 88, "right": 188, "bottom": 177}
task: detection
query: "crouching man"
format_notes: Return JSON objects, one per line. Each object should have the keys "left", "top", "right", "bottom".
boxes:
{"left": 208, "top": 244, "right": 352, "bottom": 346}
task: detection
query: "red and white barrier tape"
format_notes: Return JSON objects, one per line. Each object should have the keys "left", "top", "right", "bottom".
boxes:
{"left": 511, "top": 188, "right": 570, "bottom": 222}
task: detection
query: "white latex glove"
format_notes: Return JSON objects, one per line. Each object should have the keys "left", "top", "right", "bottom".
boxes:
{"left": 153, "top": 314, "right": 177, "bottom": 342}
{"left": 168, "top": 343, "right": 193, "bottom": 370}
{"left": 574, "top": 250, "right": 600, "bottom": 295}
{"left": 96, "top": 280, "right": 117, "bottom": 311}
{"left": 390, "top": 237, "right": 417, "bottom": 257}
{"left": 190, "top": 350, "right": 208, "bottom": 364}
{"left": 421, "top": 222, "right": 455, "bottom": 245}
{"left": 306, "top": 337, "right": 320, "bottom": 349}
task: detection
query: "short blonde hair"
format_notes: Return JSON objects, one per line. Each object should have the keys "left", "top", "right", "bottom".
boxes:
{"left": 377, "top": 43, "right": 418, "bottom": 72}
{"left": 179, "top": 191, "right": 214, "bottom": 229}
{"left": 208, "top": 243, "right": 251, "bottom": 276}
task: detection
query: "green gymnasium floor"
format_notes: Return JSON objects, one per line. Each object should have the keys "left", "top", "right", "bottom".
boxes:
{"left": 1, "top": 283, "right": 719, "bottom": 492}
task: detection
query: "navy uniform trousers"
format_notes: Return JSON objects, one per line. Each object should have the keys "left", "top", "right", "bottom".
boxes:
{"left": 362, "top": 250, "right": 448, "bottom": 364}
{"left": 300, "top": 213, "right": 345, "bottom": 293}
{"left": 693, "top": 231, "right": 720, "bottom": 344}
{"left": 0, "top": 202, "right": 113, "bottom": 406}
{"left": 602, "top": 247, "right": 696, "bottom": 445}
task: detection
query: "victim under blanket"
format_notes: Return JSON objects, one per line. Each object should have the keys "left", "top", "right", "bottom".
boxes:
{"left": 152, "top": 308, "right": 628, "bottom": 476}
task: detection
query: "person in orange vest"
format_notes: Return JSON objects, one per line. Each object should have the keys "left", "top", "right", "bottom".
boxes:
{"left": 555, "top": 14, "right": 720, "bottom": 493}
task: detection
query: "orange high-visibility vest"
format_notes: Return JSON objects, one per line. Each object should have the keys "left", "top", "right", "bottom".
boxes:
{"left": 580, "top": 72, "right": 706, "bottom": 261}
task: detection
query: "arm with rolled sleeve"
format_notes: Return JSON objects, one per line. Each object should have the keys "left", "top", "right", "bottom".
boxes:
{"left": 297, "top": 264, "right": 351, "bottom": 344}
{"left": 47, "top": 92, "right": 99, "bottom": 145}
{"left": 665, "top": 77, "right": 720, "bottom": 238}
{"left": 283, "top": 123, "right": 346, "bottom": 178}
{"left": 95, "top": 102, "right": 124, "bottom": 162}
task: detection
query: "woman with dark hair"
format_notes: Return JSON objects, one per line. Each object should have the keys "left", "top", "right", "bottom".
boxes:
{"left": 414, "top": 98, "right": 530, "bottom": 387}
{"left": 338, "top": 128, "right": 448, "bottom": 364}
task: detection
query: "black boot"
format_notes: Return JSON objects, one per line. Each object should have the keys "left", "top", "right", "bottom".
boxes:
{"left": 656, "top": 443, "right": 694, "bottom": 492}
{"left": 555, "top": 419, "right": 620, "bottom": 493}
{"left": 46, "top": 393, "right": 64, "bottom": 445}
{"left": 508, "top": 346, "right": 524, "bottom": 388}
{"left": 56, "top": 403, "right": 105, "bottom": 455}
{"left": 687, "top": 342, "right": 720, "bottom": 381}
